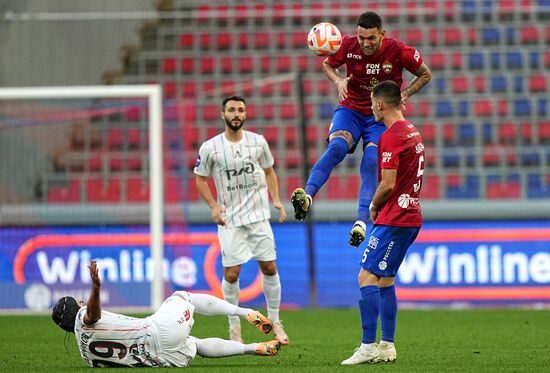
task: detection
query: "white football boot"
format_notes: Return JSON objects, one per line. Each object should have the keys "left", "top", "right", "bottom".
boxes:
{"left": 378, "top": 341, "right": 397, "bottom": 362}
{"left": 341, "top": 343, "right": 380, "bottom": 365}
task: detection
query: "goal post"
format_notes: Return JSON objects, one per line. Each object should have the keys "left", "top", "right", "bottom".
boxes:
{"left": 0, "top": 85, "right": 165, "bottom": 310}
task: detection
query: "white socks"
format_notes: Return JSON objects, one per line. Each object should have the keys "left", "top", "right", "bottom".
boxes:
{"left": 195, "top": 338, "right": 257, "bottom": 357}
{"left": 222, "top": 278, "right": 241, "bottom": 326}
{"left": 262, "top": 273, "right": 281, "bottom": 323}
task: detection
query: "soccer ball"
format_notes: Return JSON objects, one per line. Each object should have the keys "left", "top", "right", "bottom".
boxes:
{"left": 307, "top": 22, "right": 342, "bottom": 56}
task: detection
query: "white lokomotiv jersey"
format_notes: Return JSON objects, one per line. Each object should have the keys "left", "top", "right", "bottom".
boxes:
{"left": 74, "top": 309, "right": 162, "bottom": 368}
{"left": 194, "top": 130, "right": 274, "bottom": 227}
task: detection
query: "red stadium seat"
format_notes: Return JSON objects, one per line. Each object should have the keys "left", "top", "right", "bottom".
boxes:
{"left": 545, "top": 25, "right": 550, "bottom": 43}
{"left": 126, "top": 177, "right": 149, "bottom": 202}
{"left": 181, "top": 58, "right": 194, "bottom": 74}
{"left": 199, "top": 57, "right": 215, "bottom": 74}
{"left": 450, "top": 76, "right": 469, "bottom": 93}
{"left": 422, "top": 174, "right": 440, "bottom": 199}
{"left": 442, "top": 123, "right": 455, "bottom": 144}
{"left": 285, "top": 175, "right": 302, "bottom": 197}
{"left": 202, "top": 103, "right": 218, "bottom": 121}
{"left": 327, "top": 176, "right": 344, "bottom": 199}
{"left": 428, "top": 52, "right": 446, "bottom": 70}
{"left": 216, "top": 32, "right": 232, "bottom": 50}
{"left": 545, "top": 51, "right": 550, "bottom": 68}
{"left": 423, "top": 1, "right": 438, "bottom": 21}
{"left": 474, "top": 99, "right": 494, "bottom": 116}
{"left": 498, "top": 122, "right": 517, "bottom": 144}
{"left": 179, "top": 33, "right": 194, "bottom": 49}
{"left": 272, "top": 4, "right": 287, "bottom": 24}
{"left": 254, "top": 32, "right": 270, "bottom": 49}
{"left": 474, "top": 75, "right": 486, "bottom": 92}
{"left": 281, "top": 103, "right": 297, "bottom": 119}
{"left": 279, "top": 81, "right": 293, "bottom": 96}
{"left": 87, "top": 177, "right": 121, "bottom": 203}
{"left": 220, "top": 56, "right": 233, "bottom": 74}
{"left": 498, "top": 0, "right": 515, "bottom": 20}
{"left": 519, "top": 26, "right": 540, "bottom": 44}
{"left": 161, "top": 58, "right": 176, "bottom": 74}
{"left": 538, "top": 121, "right": 550, "bottom": 143}
{"left": 234, "top": 4, "right": 249, "bottom": 25}
{"left": 165, "top": 175, "right": 182, "bottom": 202}
{"left": 428, "top": 28, "right": 438, "bottom": 46}
{"left": 285, "top": 126, "right": 298, "bottom": 146}
{"left": 275, "top": 56, "right": 292, "bottom": 73}
{"left": 260, "top": 56, "right": 271, "bottom": 73}
{"left": 262, "top": 103, "right": 275, "bottom": 120}
{"left": 443, "top": 27, "right": 462, "bottom": 46}
{"left": 528, "top": 74, "right": 548, "bottom": 92}
{"left": 108, "top": 128, "right": 123, "bottom": 150}
{"left": 260, "top": 81, "right": 274, "bottom": 96}
{"left": 262, "top": 126, "right": 279, "bottom": 143}
{"left": 482, "top": 145, "right": 503, "bottom": 166}
{"left": 419, "top": 122, "right": 437, "bottom": 144}
{"left": 199, "top": 33, "right": 211, "bottom": 48}
{"left": 48, "top": 179, "right": 82, "bottom": 203}
{"left": 404, "top": 28, "right": 423, "bottom": 45}
{"left": 521, "top": 122, "right": 534, "bottom": 144}
{"left": 164, "top": 81, "right": 176, "bottom": 98}
{"left": 486, "top": 179, "right": 521, "bottom": 199}
{"left": 182, "top": 81, "right": 196, "bottom": 96}
{"left": 237, "top": 32, "right": 249, "bottom": 49}
{"left": 450, "top": 52, "right": 464, "bottom": 69}
{"left": 497, "top": 99, "right": 509, "bottom": 116}
{"left": 303, "top": 79, "right": 314, "bottom": 95}
{"left": 318, "top": 80, "right": 331, "bottom": 96}
{"left": 296, "top": 55, "right": 310, "bottom": 71}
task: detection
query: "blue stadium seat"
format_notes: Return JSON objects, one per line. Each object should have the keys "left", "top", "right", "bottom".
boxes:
{"left": 491, "top": 75, "right": 507, "bottom": 92}
{"left": 529, "top": 52, "right": 540, "bottom": 68}
{"left": 447, "top": 174, "right": 480, "bottom": 199}
{"left": 521, "top": 149, "right": 540, "bottom": 166}
{"left": 513, "top": 76, "right": 524, "bottom": 92}
{"left": 457, "top": 101, "right": 470, "bottom": 117}
{"left": 527, "top": 173, "right": 550, "bottom": 198}
{"left": 490, "top": 52, "right": 501, "bottom": 69}
{"left": 468, "top": 52, "right": 485, "bottom": 69}
{"left": 458, "top": 122, "right": 476, "bottom": 144}
{"left": 442, "top": 147, "right": 461, "bottom": 167}
{"left": 538, "top": 99, "right": 548, "bottom": 116}
{"left": 482, "top": 123, "right": 494, "bottom": 143}
{"left": 506, "top": 52, "right": 524, "bottom": 69}
{"left": 505, "top": 27, "right": 516, "bottom": 44}
{"left": 461, "top": 0, "right": 477, "bottom": 20}
{"left": 436, "top": 100, "right": 453, "bottom": 117}
{"left": 481, "top": 27, "right": 501, "bottom": 44}
{"left": 514, "top": 99, "right": 531, "bottom": 116}
{"left": 434, "top": 77, "right": 447, "bottom": 93}
{"left": 481, "top": 0, "right": 494, "bottom": 17}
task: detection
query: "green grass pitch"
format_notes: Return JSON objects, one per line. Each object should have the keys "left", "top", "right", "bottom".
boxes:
{"left": 1, "top": 308, "right": 549, "bottom": 372}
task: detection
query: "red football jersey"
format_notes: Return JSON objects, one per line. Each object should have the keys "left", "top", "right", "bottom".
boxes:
{"left": 326, "top": 35, "right": 423, "bottom": 116}
{"left": 375, "top": 120, "right": 424, "bottom": 227}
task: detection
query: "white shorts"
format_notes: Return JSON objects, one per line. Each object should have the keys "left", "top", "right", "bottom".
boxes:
{"left": 218, "top": 219, "right": 276, "bottom": 267}
{"left": 148, "top": 291, "right": 197, "bottom": 367}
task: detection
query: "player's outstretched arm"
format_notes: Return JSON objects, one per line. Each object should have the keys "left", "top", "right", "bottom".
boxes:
{"left": 83, "top": 260, "right": 102, "bottom": 325}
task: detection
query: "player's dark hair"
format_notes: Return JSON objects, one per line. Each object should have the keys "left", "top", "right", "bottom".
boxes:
{"left": 357, "top": 11, "right": 382, "bottom": 30}
{"left": 222, "top": 95, "right": 246, "bottom": 110}
{"left": 52, "top": 296, "right": 80, "bottom": 333}
{"left": 372, "top": 80, "right": 401, "bottom": 108}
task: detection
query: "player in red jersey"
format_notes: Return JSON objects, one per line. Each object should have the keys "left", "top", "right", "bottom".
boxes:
{"left": 291, "top": 11, "right": 431, "bottom": 247}
{"left": 342, "top": 80, "right": 424, "bottom": 365}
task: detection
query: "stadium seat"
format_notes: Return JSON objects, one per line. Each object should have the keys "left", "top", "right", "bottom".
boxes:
{"left": 512, "top": 76, "right": 524, "bottom": 92}
{"left": 435, "top": 100, "right": 453, "bottom": 117}
{"left": 519, "top": 25, "right": 540, "bottom": 43}
{"left": 446, "top": 174, "right": 480, "bottom": 199}
{"left": 428, "top": 52, "right": 446, "bottom": 70}
{"left": 514, "top": 99, "right": 532, "bottom": 116}
{"left": 481, "top": 27, "right": 501, "bottom": 45}
{"left": 107, "top": 128, "right": 123, "bottom": 150}
{"left": 422, "top": 0, "right": 438, "bottom": 22}
{"left": 254, "top": 32, "right": 270, "bottom": 49}
{"left": 216, "top": 32, "right": 232, "bottom": 50}
{"left": 262, "top": 103, "right": 275, "bottom": 120}
{"left": 199, "top": 57, "right": 215, "bottom": 74}
{"left": 451, "top": 76, "right": 469, "bottom": 93}
{"left": 474, "top": 75, "right": 486, "bottom": 92}
{"left": 545, "top": 51, "right": 550, "bottom": 68}
{"left": 161, "top": 58, "right": 176, "bottom": 74}
{"left": 490, "top": 52, "right": 501, "bottom": 69}
{"left": 468, "top": 52, "right": 485, "bottom": 69}
{"left": 165, "top": 175, "right": 182, "bottom": 202}
{"left": 474, "top": 99, "right": 493, "bottom": 116}
{"left": 529, "top": 74, "right": 548, "bottom": 92}
{"left": 457, "top": 122, "right": 475, "bottom": 145}
{"left": 457, "top": 100, "right": 470, "bottom": 117}
{"left": 498, "top": 0, "right": 515, "bottom": 20}
{"left": 220, "top": 56, "right": 233, "bottom": 74}
{"left": 404, "top": 28, "right": 423, "bottom": 45}
{"left": 434, "top": 77, "right": 447, "bottom": 93}
{"left": 538, "top": 121, "right": 550, "bottom": 143}
{"left": 490, "top": 75, "right": 508, "bottom": 92}
{"left": 520, "top": 147, "right": 541, "bottom": 166}
{"left": 202, "top": 103, "right": 219, "bottom": 121}
{"left": 482, "top": 122, "right": 494, "bottom": 144}
{"left": 486, "top": 174, "right": 521, "bottom": 199}
{"left": 281, "top": 103, "right": 297, "bottom": 119}
{"left": 442, "top": 123, "right": 456, "bottom": 144}
{"left": 498, "top": 122, "right": 517, "bottom": 144}
{"left": 260, "top": 56, "right": 271, "bottom": 73}
{"left": 47, "top": 178, "right": 82, "bottom": 203}
{"left": 418, "top": 122, "right": 436, "bottom": 145}
{"left": 497, "top": 99, "right": 509, "bottom": 116}
{"left": 182, "top": 81, "right": 196, "bottom": 96}
{"left": 275, "top": 56, "right": 292, "bottom": 73}
{"left": 179, "top": 33, "right": 194, "bottom": 49}
{"left": 126, "top": 176, "right": 149, "bottom": 202}
{"left": 422, "top": 174, "right": 440, "bottom": 199}
{"left": 482, "top": 145, "right": 503, "bottom": 166}
{"left": 461, "top": 0, "right": 477, "bottom": 21}
{"left": 181, "top": 58, "right": 195, "bottom": 75}
{"left": 443, "top": 27, "right": 462, "bottom": 45}
{"left": 87, "top": 177, "right": 121, "bottom": 203}
{"left": 506, "top": 52, "right": 524, "bottom": 69}
{"left": 237, "top": 56, "right": 254, "bottom": 74}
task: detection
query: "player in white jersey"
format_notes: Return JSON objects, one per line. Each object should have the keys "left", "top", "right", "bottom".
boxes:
{"left": 194, "top": 95, "right": 289, "bottom": 345}
{"left": 52, "top": 260, "right": 281, "bottom": 368}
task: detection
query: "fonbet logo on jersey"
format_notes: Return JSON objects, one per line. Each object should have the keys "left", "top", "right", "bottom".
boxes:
{"left": 398, "top": 194, "right": 419, "bottom": 209}
{"left": 382, "top": 152, "right": 392, "bottom": 163}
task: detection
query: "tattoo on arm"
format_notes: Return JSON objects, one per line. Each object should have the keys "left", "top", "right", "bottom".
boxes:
{"left": 403, "top": 64, "right": 432, "bottom": 99}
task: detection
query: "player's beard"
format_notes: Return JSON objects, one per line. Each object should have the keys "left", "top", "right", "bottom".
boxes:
{"left": 225, "top": 117, "right": 244, "bottom": 132}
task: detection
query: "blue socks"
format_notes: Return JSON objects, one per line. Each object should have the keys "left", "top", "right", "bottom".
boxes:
{"left": 357, "top": 145, "right": 378, "bottom": 223}
{"left": 359, "top": 285, "right": 380, "bottom": 344}
{"left": 380, "top": 285, "right": 397, "bottom": 343}
{"left": 304, "top": 137, "right": 348, "bottom": 197}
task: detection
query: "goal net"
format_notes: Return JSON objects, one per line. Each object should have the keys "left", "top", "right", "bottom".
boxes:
{"left": 0, "top": 85, "right": 168, "bottom": 312}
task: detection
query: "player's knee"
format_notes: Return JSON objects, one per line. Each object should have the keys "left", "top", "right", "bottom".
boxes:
{"left": 327, "top": 137, "right": 349, "bottom": 161}
{"left": 361, "top": 147, "right": 378, "bottom": 171}
{"left": 223, "top": 273, "right": 239, "bottom": 283}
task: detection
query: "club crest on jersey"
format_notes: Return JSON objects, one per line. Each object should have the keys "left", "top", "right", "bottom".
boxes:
{"left": 367, "top": 77, "right": 379, "bottom": 91}
{"left": 234, "top": 150, "right": 242, "bottom": 158}
{"left": 382, "top": 61, "right": 393, "bottom": 74}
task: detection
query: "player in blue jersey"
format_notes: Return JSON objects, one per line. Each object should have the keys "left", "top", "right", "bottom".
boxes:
{"left": 341, "top": 81, "right": 424, "bottom": 365}
{"left": 291, "top": 11, "right": 431, "bottom": 247}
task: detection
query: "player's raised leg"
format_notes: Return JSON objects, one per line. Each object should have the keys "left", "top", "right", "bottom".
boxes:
{"left": 195, "top": 338, "right": 281, "bottom": 357}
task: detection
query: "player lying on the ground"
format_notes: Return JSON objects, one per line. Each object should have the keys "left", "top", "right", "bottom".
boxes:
{"left": 51, "top": 260, "right": 281, "bottom": 368}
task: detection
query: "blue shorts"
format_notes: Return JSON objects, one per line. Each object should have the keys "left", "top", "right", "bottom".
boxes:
{"left": 360, "top": 225, "right": 420, "bottom": 277}
{"left": 329, "top": 106, "right": 386, "bottom": 153}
